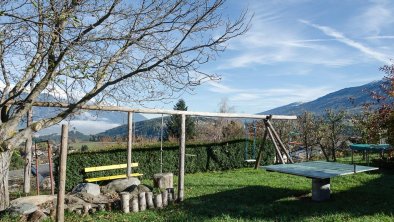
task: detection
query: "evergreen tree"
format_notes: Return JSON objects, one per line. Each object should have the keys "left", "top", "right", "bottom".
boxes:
{"left": 166, "top": 99, "right": 195, "bottom": 140}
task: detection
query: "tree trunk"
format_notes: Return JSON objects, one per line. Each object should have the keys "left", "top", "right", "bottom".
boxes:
{"left": 319, "top": 144, "right": 330, "bottom": 162}
{"left": 0, "top": 150, "right": 11, "bottom": 210}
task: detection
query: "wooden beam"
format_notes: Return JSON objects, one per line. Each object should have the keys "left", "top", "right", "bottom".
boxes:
{"left": 84, "top": 163, "right": 139, "bottom": 172}
{"left": 254, "top": 130, "right": 268, "bottom": 169}
{"left": 266, "top": 126, "right": 284, "bottom": 164}
{"left": 266, "top": 120, "right": 294, "bottom": 163}
{"left": 85, "top": 173, "right": 144, "bottom": 182}
{"left": 47, "top": 141, "right": 54, "bottom": 195}
{"left": 23, "top": 109, "right": 32, "bottom": 194}
{"left": 56, "top": 124, "right": 68, "bottom": 222}
{"left": 178, "top": 114, "right": 186, "bottom": 202}
{"left": 32, "top": 102, "right": 297, "bottom": 120}
{"left": 127, "top": 112, "right": 133, "bottom": 178}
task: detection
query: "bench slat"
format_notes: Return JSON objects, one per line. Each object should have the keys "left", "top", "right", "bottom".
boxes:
{"left": 85, "top": 173, "right": 144, "bottom": 182}
{"left": 84, "top": 163, "right": 139, "bottom": 172}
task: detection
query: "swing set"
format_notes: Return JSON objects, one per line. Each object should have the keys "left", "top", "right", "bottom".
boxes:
{"left": 244, "top": 120, "right": 257, "bottom": 163}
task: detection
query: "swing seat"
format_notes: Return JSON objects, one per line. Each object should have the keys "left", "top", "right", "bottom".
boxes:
{"left": 245, "top": 159, "right": 256, "bottom": 163}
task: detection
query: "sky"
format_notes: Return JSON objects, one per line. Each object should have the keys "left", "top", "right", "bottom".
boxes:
{"left": 151, "top": 0, "right": 394, "bottom": 115}
{"left": 38, "top": 0, "right": 394, "bottom": 135}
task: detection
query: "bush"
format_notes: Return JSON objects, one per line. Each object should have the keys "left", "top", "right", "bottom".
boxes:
{"left": 81, "top": 145, "right": 89, "bottom": 152}
{"left": 10, "top": 150, "right": 25, "bottom": 170}
{"left": 54, "top": 139, "right": 275, "bottom": 191}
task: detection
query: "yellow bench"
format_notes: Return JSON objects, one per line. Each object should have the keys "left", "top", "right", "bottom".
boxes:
{"left": 84, "top": 163, "right": 143, "bottom": 183}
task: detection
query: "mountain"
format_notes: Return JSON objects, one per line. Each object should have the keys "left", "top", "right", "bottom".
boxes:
{"left": 260, "top": 80, "right": 391, "bottom": 115}
{"left": 97, "top": 117, "right": 166, "bottom": 139}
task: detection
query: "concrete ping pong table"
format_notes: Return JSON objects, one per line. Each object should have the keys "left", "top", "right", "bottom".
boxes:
{"left": 262, "top": 161, "right": 378, "bottom": 201}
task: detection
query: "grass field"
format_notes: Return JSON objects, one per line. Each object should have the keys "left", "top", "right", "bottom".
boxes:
{"left": 57, "top": 166, "right": 394, "bottom": 222}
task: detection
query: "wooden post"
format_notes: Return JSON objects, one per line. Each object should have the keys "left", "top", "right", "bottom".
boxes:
{"left": 131, "top": 197, "right": 139, "bottom": 212}
{"left": 266, "top": 126, "right": 284, "bottom": 164}
{"left": 127, "top": 112, "right": 133, "bottom": 178}
{"left": 34, "top": 143, "right": 40, "bottom": 195}
{"left": 177, "top": 114, "right": 186, "bottom": 202}
{"left": 154, "top": 194, "right": 163, "bottom": 209}
{"left": 56, "top": 124, "right": 68, "bottom": 222}
{"left": 23, "top": 110, "right": 33, "bottom": 194}
{"left": 162, "top": 189, "right": 168, "bottom": 207}
{"left": 255, "top": 130, "right": 268, "bottom": 169}
{"left": 266, "top": 120, "right": 294, "bottom": 163}
{"left": 138, "top": 192, "right": 146, "bottom": 211}
{"left": 121, "top": 192, "right": 130, "bottom": 213}
{"left": 47, "top": 141, "right": 54, "bottom": 195}
{"left": 146, "top": 192, "right": 154, "bottom": 209}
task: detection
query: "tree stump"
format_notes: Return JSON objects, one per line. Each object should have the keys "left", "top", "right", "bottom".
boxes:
{"left": 121, "top": 192, "right": 130, "bottom": 213}
{"left": 146, "top": 192, "right": 154, "bottom": 209}
{"left": 138, "top": 192, "right": 146, "bottom": 211}
{"left": 162, "top": 189, "right": 168, "bottom": 207}
{"left": 131, "top": 197, "right": 139, "bottom": 213}
{"left": 153, "top": 173, "right": 173, "bottom": 189}
{"left": 154, "top": 194, "right": 163, "bottom": 209}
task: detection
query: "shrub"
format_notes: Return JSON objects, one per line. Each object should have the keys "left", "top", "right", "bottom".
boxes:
{"left": 54, "top": 139, "right": 275, "bottom": 191}
{"left": 81, "top": 145, "right": 89, "bottom": 152}
{"left": 10, "top": 150, "right": 25, "bottom": 170}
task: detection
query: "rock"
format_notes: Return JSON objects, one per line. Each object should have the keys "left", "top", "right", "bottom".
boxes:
{"left": 138, "top": 184, "right": 152, "bottom": 193}
{"left": 153, "top": 173, "right": 173, "bottom": 189}
{"left": 8, "top": 203, "right": 38, "bottom": 215}
{"left": 72, "top": 183, "right": 101, "bottom": 196}
{"left": 102, "top": 178, "right": 140, "bottom": 193}
{"left": 71, "top": 193, "right": 110, "bottom": 204}
{"left": 42, "top": 177, "right": 55, "bottom": 191}
{"left": 65, "top": 195, "right": 86, "bottom": 205}
{"left": 127, "top": 184, "right": 151, "bottom": 198}
{"left": 10, "top": 195, "right": 56, "bottom": 207}
{"left": 27, "top": 210, "right": 47, "bottom": 222}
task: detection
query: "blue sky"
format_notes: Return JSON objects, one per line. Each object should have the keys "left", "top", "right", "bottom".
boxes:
{"left": 147, "top": 0, "right": 394, "bottom": 115}
{"left": 38, "top": 0, "right": 394, "bottom": 135}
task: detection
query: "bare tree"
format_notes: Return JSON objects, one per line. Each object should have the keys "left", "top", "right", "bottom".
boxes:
{"left": 316, "top": 109, "right": 346, "bottom": 162}
{"left": 298, "top": 111, "right": 317, "bottom": 160}
{"left": 0, "top": 0, "right": 249, "bottom": 209}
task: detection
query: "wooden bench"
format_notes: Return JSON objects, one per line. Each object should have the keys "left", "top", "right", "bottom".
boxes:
{"left": 84, "top": 163, "right": 143, "bottom": 183}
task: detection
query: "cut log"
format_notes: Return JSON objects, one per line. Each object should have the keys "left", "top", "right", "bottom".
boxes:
{"left": 121, "top": 192, "right": 130, "bottom": 213}
{"left": 153, "top": 173, "right": 173, "bottom": 189}
{"left": 138, "top": 192, "right": 146, "bottom": 211}
{"left": 162, "top": 190, "right": 168, "bottom": 207}
{"left": 154, "top": 194, "right": 163, "bottom": 209}
{"left": 131, "top": 197, "right": 138, "bottom": 213}
{"left": 146, "top": 192, "right": 154, "bottom": 209}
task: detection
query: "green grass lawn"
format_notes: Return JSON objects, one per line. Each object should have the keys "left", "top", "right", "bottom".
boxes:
{"left": 57, "top": 166, "right": 394, "bottom": 222}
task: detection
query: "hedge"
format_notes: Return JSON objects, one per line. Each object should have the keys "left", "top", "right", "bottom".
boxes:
{"left": 54, "top": 139, "right": 275, "bottom": 191}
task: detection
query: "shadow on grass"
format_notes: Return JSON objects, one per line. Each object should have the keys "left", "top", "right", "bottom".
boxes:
{"left": 178, "top": 173, "right": 394, "bottom": 221}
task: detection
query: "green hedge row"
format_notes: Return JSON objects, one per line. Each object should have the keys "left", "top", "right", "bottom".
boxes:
{"left": 54, "top": 139, "right": 275, "bottom": 191}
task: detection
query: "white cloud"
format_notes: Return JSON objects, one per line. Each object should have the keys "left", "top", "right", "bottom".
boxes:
{"left": 351, "top": 0, "right": 394, "bottom": 36}
{"left": 300, "top": 19, "right": 391, "bottom": 64}
{"left": 206, "top": 80, "right": 332, "bottom": 111}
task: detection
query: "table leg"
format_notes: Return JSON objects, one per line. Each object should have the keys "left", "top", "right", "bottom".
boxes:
{"left": 312, "top": 178, "right": 330, "bottom": 201}
{"left": 351, "top": 150, "right": 354, "bottom": 164}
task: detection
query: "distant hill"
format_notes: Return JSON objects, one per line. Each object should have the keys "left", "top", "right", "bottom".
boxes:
{"left": 35, "top": 130, "right": 90, "bottom": 143}
{"left": 97, "top": 117, "right": 166, "bottom": 139}
{"left": 260, "top": 80, "right": 391, "bottom": 115}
